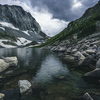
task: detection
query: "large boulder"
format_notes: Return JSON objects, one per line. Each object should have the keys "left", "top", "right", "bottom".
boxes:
{"left": 0, "top": 57, "right": 18, "bottom": 73}
{"left": 0, "top": 93, "right": 5, "bottom": 100}
{"left": 58, "top": 47, "right": 66, "bottom": 52}
{"left": 82, "top": 92, "right": 93, "bottom": 100}
{"left": 0, "top": 59, "right": 9, "bottom": 73}
{"left": 18, "top": 80, "right": 32, "bottom": 94}
{"left": 81, "top": 51, "right": 89, "bottom": 57}
{"left": 63, "top": 55, "right": 75, "bottom": 63}
{"left": 3, "top": 57, "right": 18, "bottom": 67}
{"left": 86, "top": 50, "right": 96, "bottom": 54}
{"left": 96, "top": 58, "right": 100, "bottom": 68}
{"left": 96, "top": 51, "right": 100, "bottom": 59}
{"left": 74, "top": 51, "right": 85, "bottom": 65}
{"left": 82, "top": 55, "right": 95, "bottom": 66}
{"left": 72, "top": 49, "right": 77, "bottom": 53}
{"left": 84, "top": 68, "right": 100, "bottom": 77}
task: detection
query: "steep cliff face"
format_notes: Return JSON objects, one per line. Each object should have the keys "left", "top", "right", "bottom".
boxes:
{"left": 0, "top": 5, "right": 47, "bottom": 48}
{"left": 0, "top": 4, "right": 41, "bottom": 34}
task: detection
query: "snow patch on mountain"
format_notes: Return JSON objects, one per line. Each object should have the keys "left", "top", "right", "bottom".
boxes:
{"left": 0, "top": 27, "right": 5, "bottom": 31}
{"left": 16, "top": 37, "right": 32, "bottom": 46}
{"left": 22, "top": 30, "right": 30, "bottom": 36}
{"left": 0, "top": 40, "right": 16, "bottom": 48}
{"left": 0, "top": 22, "right": 19, "bottom": 30}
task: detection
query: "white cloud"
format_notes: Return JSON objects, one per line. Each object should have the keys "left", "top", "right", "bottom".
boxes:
{"left": 72, "top": 0, "right": 83, "bottom": 9}
{"left": 0, "top": 0, "right": 68, "bottom": 37}
{"left": 30, "top": 8, "right": 69, "bottom": 36}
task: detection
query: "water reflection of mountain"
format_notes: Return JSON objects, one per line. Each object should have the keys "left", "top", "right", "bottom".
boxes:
{"left": 0, "top": 48, "right": 50, "bottom": 69}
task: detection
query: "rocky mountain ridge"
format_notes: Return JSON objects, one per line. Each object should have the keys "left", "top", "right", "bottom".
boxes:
{"left": 0, "top": 4, "right": 47, "bottom": 48}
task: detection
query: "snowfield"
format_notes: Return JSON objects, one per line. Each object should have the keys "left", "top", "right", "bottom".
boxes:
{"left": 16, "top": 37, "right": 32, "bottom": 46}
{"left": 0, "top": 22, "right": 19, "bottom": 30}
{"left": 0, "top": 40, "right": 17, "bottom": 48}
{"left": 0, "top": 38, "right": 32, "bottom": 48}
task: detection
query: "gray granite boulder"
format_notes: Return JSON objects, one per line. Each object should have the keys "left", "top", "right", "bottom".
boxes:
{"left": 3, "top": 57, "right": 18, "bottom": 67}
{"left": 18, "top": 80, "right": 32, "bottom": 94}
{"left": 96, "top": 58, "right": 100, "bottom": 68}
{"left": 82, "top": 92, "right": 93, "bottom": 100}
{"left": 63, "top": 55, "right": 75, "bottom": 63}
{"left": 0, "top": 93, "right": 5, "bottom": 100}
{"left": 86, "top": 50, "right": 96, "bottom": 54}
{"left": 58, "top": 47, "right": 66, "bottom": 52}
{"left": 0, "top": 57, "right": 18, "bottom": 73}
{"left": 74, "top": 51, "right": 85, "bottom": 65}
{"left": 0, "top": 59, "right": 9, "bottom": 73}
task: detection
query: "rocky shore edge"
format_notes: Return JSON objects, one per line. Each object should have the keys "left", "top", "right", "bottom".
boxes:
{"left": 42, "top": 33, "right": 100, "bottom": 78}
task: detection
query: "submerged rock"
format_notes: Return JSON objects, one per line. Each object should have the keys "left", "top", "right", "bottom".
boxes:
{"left": 18, "top": 80, "right": 32, "bottom": 94}
{"left": 0, "top": 93, "right": 5, "bottom": 100}
{"left": 58, "top": 76, "right": 66, "bottom": 79}
{"left": 84, "top": 68, "right": 100, "bottom": 77}
{"left": 5, "top": 70, "right": 14, "bottom": 75}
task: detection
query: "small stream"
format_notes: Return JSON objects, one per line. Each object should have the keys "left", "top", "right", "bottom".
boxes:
{"left": 0, "top": 48, "right": 100, "bottom": 100}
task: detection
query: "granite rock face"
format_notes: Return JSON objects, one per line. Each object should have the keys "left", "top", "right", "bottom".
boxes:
{"left": 0, "top": 5, "right": 47, "bottom": 47}
{"left": 0, "top": 5, "right": 41, "bottom": 34}
{"left": 0, "top": 59, "right": 9, "bottom": 73}
{"left": 0, "top": 57, "right": 18, "bottom": 73}
{"left": 18, "top": 80, "right": 32, "bottom": 94}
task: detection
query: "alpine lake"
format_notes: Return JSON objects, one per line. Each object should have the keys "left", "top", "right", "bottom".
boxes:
{"left": 0, "top": 48, "right": 100, "bottom": 100}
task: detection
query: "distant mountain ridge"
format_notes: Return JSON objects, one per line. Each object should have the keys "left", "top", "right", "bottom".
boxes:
{"left": 0, "top": 4, "right": 47, "bottom": 48}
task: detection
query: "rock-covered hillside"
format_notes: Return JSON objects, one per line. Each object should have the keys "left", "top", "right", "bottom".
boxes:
{"left": 42, "top": 1, "right": 100, "bottom": 78}
{"left": 40, "top": 0, "right": 100, "bottom": 47}
{"left": 0, "top": 4, "right": 47, "bottom": 48}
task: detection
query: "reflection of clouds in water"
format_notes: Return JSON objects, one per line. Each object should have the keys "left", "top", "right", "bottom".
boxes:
{"left": 17, "top": 48, "right": 27, "bottom": 60}
{"left": 33, "top": 55, "right": 68, "bottom": 83}
{"left": 17, "top": 48, "right": 33, "bottom": 67}
{"left": 0, "top": 48, "right": 5, "bottom": 57}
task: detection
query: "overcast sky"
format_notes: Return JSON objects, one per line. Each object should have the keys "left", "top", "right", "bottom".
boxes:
{"left": 0, "top": 0, "right": 99, "bottom": 36}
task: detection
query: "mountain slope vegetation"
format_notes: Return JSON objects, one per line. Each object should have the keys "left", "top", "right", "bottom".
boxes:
{"left": 39, "top": 0, "right": 100, "bottom": 47}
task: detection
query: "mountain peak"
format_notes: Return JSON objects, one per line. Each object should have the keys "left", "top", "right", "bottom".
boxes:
{"left": 0, "top": 5, "right": 47, "bottom": 48}
{"left": 0, "top": 4, "right": 40, "bottom": 33}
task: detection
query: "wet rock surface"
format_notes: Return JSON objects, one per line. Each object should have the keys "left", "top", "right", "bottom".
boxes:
{"left": 42, "top": 33, "right": 100, "bottom": 78}
{"left": 18, "top": 80, "right": 32, "bottom": 94}
{"left": 0, "top": 93, "right": 5, "bottom": 100}
{"left": 0, "top": 57, "right": 18, "bottom": 73}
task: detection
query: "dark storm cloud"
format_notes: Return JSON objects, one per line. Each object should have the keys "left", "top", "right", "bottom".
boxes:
{"left": 30, "top": 0, "right": 76, "bottom": 21}
{"left": 30, "top": 0, "right": 99, "bottom": 21}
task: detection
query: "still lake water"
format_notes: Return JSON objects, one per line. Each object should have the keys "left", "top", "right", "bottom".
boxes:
{"left": 0, "top": 48, "right": 100, "bottom": 100}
